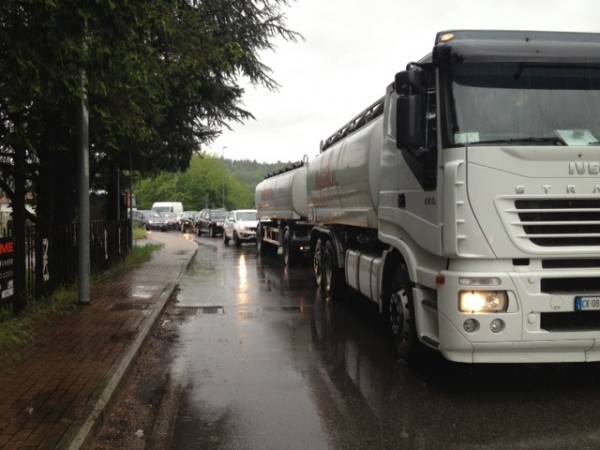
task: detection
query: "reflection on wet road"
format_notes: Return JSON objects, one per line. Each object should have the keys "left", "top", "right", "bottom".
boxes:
{"left": 167, "top": 236, "right": 600, "bottom": 449}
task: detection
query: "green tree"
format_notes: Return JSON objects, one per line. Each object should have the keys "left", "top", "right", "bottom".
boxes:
{"left": 136, "top": 154, "right": 264, "bottom": 211}
{"left": 0, "top": 0, "right": 298, "bottom": 305}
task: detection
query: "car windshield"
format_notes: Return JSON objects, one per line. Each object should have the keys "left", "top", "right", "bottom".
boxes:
{"left": 153, "top": 206, "right": 172, "bottom": 213}
{"left": 147, "top": 211, "right": 161, "bottom": 218}
{"left": 161, "top": 212, "right": 177, "bottom": 219}
{"left": 236, "top": 211, "right": 257, "bottom": 221}
{"left": 448, "top": 63, "right": 600, "bottom": 146}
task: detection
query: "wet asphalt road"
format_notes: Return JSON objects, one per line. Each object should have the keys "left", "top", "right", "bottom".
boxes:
{"left": 165, "top": 235, "right": 600, "bottom": 450}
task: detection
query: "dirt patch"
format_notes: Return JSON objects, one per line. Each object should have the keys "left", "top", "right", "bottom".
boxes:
{"left": 89, "top": 296, "right": 180, "bottom": 450}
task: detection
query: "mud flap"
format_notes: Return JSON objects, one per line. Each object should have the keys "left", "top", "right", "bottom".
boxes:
{"left": 412, "top": 286, "right": 439, "bottom": 349}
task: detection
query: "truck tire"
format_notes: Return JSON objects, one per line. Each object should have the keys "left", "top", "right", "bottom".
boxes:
{"left": 283, "top": 228, "right": 294, "bottom": 267}
{"left": 323, "top": 240, "right": 343, "bottom": 300}
{"left": 384, "top": 263, "right": 423, "bottom": 362}
{"left": 313, "top": 238, "right": 324, "bottom": 287}
{"left": 233, "top": 231, "right": 241, "bottom": 247}
{"left": 223, "top": 231, "right": 229, "bottom": 245}
{"left": 257, "top": 223, "right": 267, "bottom": 255}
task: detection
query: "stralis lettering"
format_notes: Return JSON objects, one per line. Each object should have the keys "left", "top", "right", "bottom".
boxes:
{"left": 569, "top": 161, "right": 600, "bottom": 175}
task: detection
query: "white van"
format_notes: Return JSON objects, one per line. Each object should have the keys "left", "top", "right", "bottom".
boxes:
{"left": 151, "top": 202, "right": 184, "bottom": 217}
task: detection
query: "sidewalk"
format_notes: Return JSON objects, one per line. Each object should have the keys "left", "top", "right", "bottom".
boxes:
{"left": 0, "top": 232, "right": 197, "bottom": 450}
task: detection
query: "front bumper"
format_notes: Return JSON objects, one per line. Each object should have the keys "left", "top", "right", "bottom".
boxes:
{"left": 237, "top": 229, "right": 256, "bottom": 241}
{"left": 147, "top": 223, "right": 167, "bottom": 230}
{"left": 437, "top": 262, "right": 600, "bottom": 363}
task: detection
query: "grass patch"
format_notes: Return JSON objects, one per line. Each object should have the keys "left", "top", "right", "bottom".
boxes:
{"left": 133, "top": 226, "right": 147, "bottom": 240}
{"left": 0, "top": 242, "right": 162, "bottom": 368}
{"left": 124, "top": 243, "right": 162, "bottom": 270}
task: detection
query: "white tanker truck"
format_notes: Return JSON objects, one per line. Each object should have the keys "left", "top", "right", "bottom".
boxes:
{"left": 256, "top": 30, "right": 600, "bottom": 363}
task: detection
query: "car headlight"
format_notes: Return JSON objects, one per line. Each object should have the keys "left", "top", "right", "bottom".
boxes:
{"left": 459, "top": 291, "right": 508, "bottom": 313}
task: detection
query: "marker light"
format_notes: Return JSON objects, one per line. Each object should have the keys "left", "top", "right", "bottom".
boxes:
{"left": 459, "top": 277, "right": 501, "bottom": 286}
{"left": 439, "top": 33, "right": 455, "bottom": 43}
{"left": 459, "top": 291, "right": 508, "bottom": 313}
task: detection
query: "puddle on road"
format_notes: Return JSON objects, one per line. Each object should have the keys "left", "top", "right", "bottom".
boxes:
{"left": 131, "top": 285, "right": 159, "bottom": 299}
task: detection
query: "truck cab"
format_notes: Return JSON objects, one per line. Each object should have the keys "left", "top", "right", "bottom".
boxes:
{"left": 382, "top": 30, "right": 600, "bottom": 362}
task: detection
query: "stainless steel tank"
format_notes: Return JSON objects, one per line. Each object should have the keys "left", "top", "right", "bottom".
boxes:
{"left": 306, "top": 117, "right": 383, "bottom": 229}
{"left": 255, "top": 165, "right": 309, "bottom": 220}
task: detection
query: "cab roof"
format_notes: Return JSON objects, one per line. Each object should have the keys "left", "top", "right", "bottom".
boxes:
{"left": 433, "top": 29, "right": 600, "bottom": 64}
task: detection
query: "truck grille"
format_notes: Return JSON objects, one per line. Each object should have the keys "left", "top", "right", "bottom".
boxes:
{"left": 512, "top": 199, "right": 600, "bottom": 247}
{"left": 541, "top": 311, "right": 600, "bottom": 331}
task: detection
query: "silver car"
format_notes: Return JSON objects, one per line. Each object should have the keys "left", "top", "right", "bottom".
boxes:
{"left": 223, "top": 210, "right": 258, "bottom": 247}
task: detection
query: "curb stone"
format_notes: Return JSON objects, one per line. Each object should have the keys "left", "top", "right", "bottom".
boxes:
{"left": 57, "top": 241, "right": 198, "bottom": 450}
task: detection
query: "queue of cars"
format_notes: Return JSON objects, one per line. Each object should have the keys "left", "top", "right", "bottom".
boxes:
{"left": 132, "top": 205, "right": 258, "bottom": 248}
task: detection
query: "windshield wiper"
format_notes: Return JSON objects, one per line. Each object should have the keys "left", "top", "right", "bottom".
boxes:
{"left": 473, "top": 137, "right": 565, "bottom": 146}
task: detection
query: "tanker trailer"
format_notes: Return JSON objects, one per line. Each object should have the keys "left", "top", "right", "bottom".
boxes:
{"left": 308, "top": 29, "right": 600, "bottom": 364}
{"left": 255, "top": 159, "right": 312, "bottom": 266}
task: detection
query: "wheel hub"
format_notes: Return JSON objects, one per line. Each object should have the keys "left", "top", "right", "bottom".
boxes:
{"left": 389, "top": 289, "right": 410, "bottom": 337}
{"left": 314, "top": 245, "right": 322, "bottom": 284}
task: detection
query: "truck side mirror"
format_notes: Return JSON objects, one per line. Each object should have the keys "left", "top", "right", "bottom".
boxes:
{"left": 396, "top": 95, "right": 426, "bottom": 151}
{"left": 394, "top": 69, "right": 423, "bottom": 94}
{"left": 394, "top": 67, "right": 426, "bottom": 152}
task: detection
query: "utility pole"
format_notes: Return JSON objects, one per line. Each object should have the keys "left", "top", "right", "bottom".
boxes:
{"left": 221, "top": 146, "right": 227, "bottom": 208}
{"left": 129, "top": 148, "right": 133, "bottom": 249}
{"left": 77, "top": 55, "right": 90, "bottom": 305}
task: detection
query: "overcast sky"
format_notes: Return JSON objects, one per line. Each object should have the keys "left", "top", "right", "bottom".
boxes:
{"left": 209, "top": 0, "right": 600, "bottom": 163}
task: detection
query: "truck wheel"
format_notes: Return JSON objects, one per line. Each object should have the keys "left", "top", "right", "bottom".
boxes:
{"left": 223, "top": 231, "right": 229, "bottom": 245}
{"left": 313, "top": 238, "right": 324, "bottom": 287}
{"left": 323, "top": 240, "right": 343, "bottom": 300}
{"left": 385, "top": 263, "right": 422, "bottom": 362}
{"left": 283, "top": 228, "right": 294, "bottom": 267}
{"left": 257, "top": 224, "right": 267, "bottom": 255}
{"left": 233, "top": 231, "right": 241, "bottom": 247}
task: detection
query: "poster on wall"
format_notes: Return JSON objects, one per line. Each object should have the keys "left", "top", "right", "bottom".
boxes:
{"left": 0, "top": 237, "right": 15, "bottom": 303}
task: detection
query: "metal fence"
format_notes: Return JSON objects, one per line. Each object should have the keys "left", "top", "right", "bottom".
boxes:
{"left": 2, "top": 220, "right": 131, "bottom": 304}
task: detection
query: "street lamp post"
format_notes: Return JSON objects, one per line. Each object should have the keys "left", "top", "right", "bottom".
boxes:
{"left": 221, "top": 146, "right": 227, "bottom": 208}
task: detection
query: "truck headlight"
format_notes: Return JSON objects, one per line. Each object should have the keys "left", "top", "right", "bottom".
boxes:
{"left": 459, "top": 291, "right": 508, "bottom": 313}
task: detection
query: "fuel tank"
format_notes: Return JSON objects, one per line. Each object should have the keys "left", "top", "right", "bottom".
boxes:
{"left": 306, "top": 116, "right": 383, "bottom": 229}
{"left": 255, "top": 165, "right": 309, "bottom": 220}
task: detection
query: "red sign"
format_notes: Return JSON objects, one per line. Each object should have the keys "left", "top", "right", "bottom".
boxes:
{"left": 0, "top": 241, "right": 13, "bottom": 256}
{"left": 0, "top": 237, "right": 14, "bottom": 303}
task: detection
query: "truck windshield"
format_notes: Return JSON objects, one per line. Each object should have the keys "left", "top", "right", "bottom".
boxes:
{"left": 448, "top": 63, "right": 600, "bottom": 146}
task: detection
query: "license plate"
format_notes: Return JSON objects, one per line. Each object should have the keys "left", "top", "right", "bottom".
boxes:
{"left": 575, "top": 296, "right": 600, "bottom": 311}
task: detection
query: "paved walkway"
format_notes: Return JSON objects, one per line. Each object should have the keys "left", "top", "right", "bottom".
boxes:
{"left": 0, "top": 232, "right": 197, "bottom": 450}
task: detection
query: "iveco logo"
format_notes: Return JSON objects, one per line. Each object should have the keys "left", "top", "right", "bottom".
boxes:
{"left": 569, "top": 161, "right": 600, "bottom": 175}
